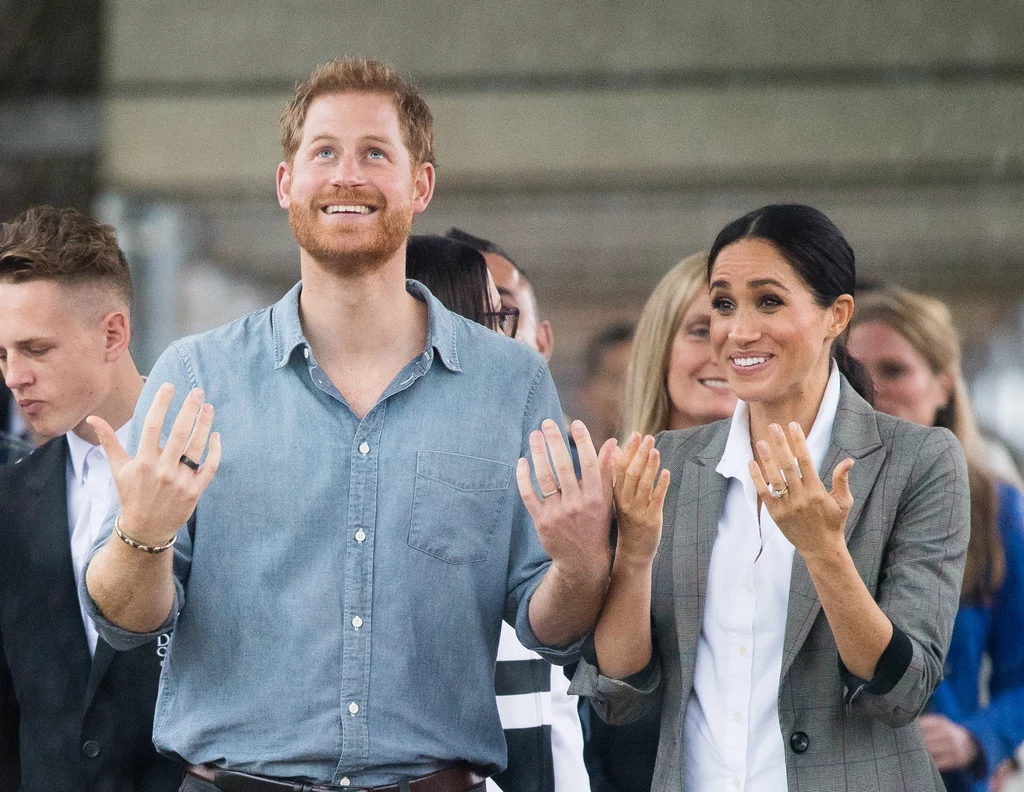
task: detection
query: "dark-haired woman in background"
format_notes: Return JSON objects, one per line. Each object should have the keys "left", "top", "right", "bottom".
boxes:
{"left": 849, "top": 287, "right": 1024, "bottom": 792}
{"left": 571, "top": 204, "right": 970, "bottom": 791}
{"left": 406, "top": 233, "right": 590, "bottom": 792}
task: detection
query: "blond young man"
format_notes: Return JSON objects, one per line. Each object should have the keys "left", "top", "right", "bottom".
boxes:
{"left": 84, "top": 59, "right": 615, "bottom": 792}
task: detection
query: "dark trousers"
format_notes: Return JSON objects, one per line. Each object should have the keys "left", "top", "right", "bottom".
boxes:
{"left": 178, "top": 774, "right": 486, "bottom": 792}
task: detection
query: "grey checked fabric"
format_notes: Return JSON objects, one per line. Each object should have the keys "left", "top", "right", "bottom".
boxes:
{"left": 571, "top": 377, "right": 970, "bottom": 792}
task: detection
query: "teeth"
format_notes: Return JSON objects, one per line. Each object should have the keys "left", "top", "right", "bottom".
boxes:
{"left": 325, "top": 205, "right": 373, "bottom": 214}
{"left": 733, "top": 356, "right": 768, "bottom": 368}
{"left": 700, "top": 379, "right": 730, "bottom": 389}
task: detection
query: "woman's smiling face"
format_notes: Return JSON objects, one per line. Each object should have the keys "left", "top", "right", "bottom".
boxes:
{"left": 708, "top": 237, "right": 846, "bottom": 408}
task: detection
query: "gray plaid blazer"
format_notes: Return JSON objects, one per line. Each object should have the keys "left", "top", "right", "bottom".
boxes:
{"left": 571, "top": 377, "right": 970, "bottom": 792}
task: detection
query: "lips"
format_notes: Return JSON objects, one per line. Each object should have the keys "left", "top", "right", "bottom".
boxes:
{"left": 17, "top": 399, "right": 43, "bottom": 416}
{"left": 727, "top": 353, "right": 773, "bottom": 374}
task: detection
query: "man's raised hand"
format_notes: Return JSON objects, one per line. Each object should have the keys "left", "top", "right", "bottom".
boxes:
{"left": 516, "top": 419, "right": 616, "bottom": 575}
{"left": 87, "top": 383, "right": 221, "bottom": 547}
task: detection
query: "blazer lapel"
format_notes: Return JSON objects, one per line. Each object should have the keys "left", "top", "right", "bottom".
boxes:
{"left": 672, "top": 426, "right": 729, "bottom": 679}
{"left": 26, "top": 439, "right": 97, "bottom": 680}
{"left": 84, "top": 638, "right": 116, "bottom": 710}
{"left": 780, "top": 379, "right": 886, "bottom": 681}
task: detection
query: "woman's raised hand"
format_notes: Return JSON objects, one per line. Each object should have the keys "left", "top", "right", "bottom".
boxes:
{"left": 748, "top": 421, "right": 854, "bottom": 561}
{"left": 612, "top": 433, "right": 670, "bottom": 566}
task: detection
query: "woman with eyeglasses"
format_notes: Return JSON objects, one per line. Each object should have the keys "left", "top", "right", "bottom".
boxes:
{"left": 849, "top": 286, "right": 1024, "bottom": 792}
{"left": 571, "top": 204, "right": 970, "bottom": 792}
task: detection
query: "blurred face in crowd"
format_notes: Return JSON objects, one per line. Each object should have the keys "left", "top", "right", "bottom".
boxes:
{"left": 277, "top": 91, "right": 434, "bottom": 275}
{"left": 581, "top": 338, "right": 632, "bottom": 443}
{"left": 666, "top": 287, "right": 737, "bottom": 429}
{"left": 708, "top": 238, "right": 851, "bottom": 408}
{"left": 848, "top": 320, "right": 951, "bottom": 426}
{"left": 485, "top": 251, "right": 553, "bottom": 359}
{"left": 0, "top": 279, "right": 124, "bottom": 440}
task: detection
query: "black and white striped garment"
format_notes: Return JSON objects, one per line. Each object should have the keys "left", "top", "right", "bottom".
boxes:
{"left": 489, "top": 623, "right": 589, "bottom": 792}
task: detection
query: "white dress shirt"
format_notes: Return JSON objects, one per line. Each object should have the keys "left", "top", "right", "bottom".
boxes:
{"left": 683, "top": 364, "right": 840, "bottom": 792}
{"left": 66, "top": 421, "right": 132, "bottom": 657}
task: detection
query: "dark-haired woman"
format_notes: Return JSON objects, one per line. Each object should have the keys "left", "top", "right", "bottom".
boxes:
{"left": 571, "top": 204, "right": 970, "bottom": 791}
{"left": 850, "top": 287, "right": 1024, "bottom": 792}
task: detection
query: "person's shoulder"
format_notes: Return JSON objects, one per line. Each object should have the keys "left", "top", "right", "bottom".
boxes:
{"left": 655, "top": 419, "right": 730, "bottom": 462}
{"left": 0, "top": 435, "right": 65, "bottom": 511}
{"left": 168, "top": 303, "right": 276, "bottom": 361}
{"left": 452, "top": 314, "right": 548, "bottom": 377}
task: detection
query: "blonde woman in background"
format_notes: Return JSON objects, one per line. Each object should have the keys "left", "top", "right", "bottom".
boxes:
{"left": 579, "top": 252, "right": 736, "bottom": 792}
{"left": 849, "top": 287, "right": 1024, "bottom": 792}
{"left": 621, "top": 252, "right": 737, "bottom": 438}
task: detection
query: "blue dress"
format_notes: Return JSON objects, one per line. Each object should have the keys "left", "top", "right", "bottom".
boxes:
{"left": 929, "top": 481, "right": 1024, "bottom": 792}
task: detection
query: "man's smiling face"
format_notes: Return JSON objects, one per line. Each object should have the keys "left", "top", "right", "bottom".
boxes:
{"left": 277, "top": 91, "right": 433, "bottom": 276}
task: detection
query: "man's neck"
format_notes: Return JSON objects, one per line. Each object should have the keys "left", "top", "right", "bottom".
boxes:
{"left": 71, "top": 359, "right": 145, "bottom": 446}
{"left": 297, "top": 247, "right": 428, "bottom": 418}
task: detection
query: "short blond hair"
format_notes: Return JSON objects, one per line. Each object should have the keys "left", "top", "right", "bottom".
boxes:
{"left": 620, "top": 253, "right": 708, "bottom": 439}
{"left": 280, "top": 57, "right": 435, "bottom": 167}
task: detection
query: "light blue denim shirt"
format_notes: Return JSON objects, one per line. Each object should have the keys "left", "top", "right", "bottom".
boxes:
{"left": 84, "top": 281, "right": 579, "bottom": 785}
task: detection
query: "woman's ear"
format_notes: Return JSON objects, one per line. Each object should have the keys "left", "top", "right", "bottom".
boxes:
{"left": 828, "top": 294, "right": 855, "bottom": 339}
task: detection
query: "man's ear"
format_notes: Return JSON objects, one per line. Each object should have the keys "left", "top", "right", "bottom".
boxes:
{"left": 410, "top": 161, "right": 435, "bottom": 215}
{"left": 536, "top": 320, "right": 554, "bottom": 363}
{"left": 103, "top": 310, "right": 131, "bottom": 362}
{"left": 276, "top": 162, "right": 292, "bottom": 209}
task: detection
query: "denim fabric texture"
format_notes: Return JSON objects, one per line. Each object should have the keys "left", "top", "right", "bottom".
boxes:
{"left": 84, "top": 281, "right": 577, "bottom": 786}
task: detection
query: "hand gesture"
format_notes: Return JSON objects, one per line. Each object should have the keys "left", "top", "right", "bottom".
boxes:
{"left": 919, "top": 713, "right": 979, "bottom": 772}
{"left": 516, "top": 419, "right": 616, "bottom": 573}
{"left": 87, "top": 383, "right": 221, "bottom": 546}
{"left": 612, "top": 433, "right": 671, "bottom": 566}
{"left": 749, "top": 421, "right": 853, "bottom": 560}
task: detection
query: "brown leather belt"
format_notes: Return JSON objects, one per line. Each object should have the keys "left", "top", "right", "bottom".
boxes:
{"left": 186, "top": 763, "right": 488, "bottom": 792}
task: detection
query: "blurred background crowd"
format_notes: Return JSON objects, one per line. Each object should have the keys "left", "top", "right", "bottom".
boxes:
{"left": 2, "top": 1, "right": 1024, "bottom": 789}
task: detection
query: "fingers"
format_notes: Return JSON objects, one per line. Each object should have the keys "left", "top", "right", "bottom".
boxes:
{"left": 830, "top": 457, "right": 855, "bottom": 511}
{"left": 138, "top": 383, "right": 175, "bottom": 457}
{"left": 747, "top": 458, "right": 771, "bottom": 502}
{"left": 527, "top": 427, "right": 560, "bottom": 498}
{"left": 541, "top": 419, "right": 577, "bottom": 499}
{"left": 570, "top": 420, "right": 601, "bottom": 491}
{"left": 161, "top": 388, "right": 206, "bottom": 465}
{"left": 182, "top": 403, "right": 215, "bottom": 463}
{"left": 754, "top": 439, "right": 788, "bottom": 495}
{"left": 786, "top": 422, "right": 817, "bottom": 482}
{"left": 636, "top": 443, "right": 661, "bottom": 502}
{"left": 766, "top": 424, "right": 801, "bottom": 490}
{"left": 597, "top": 437, "right": 617, "bottom": 501}
{"left": 86, "top": 415, "right": 132, "bottom": 473}
{"left": 194, "top": 432, "right": 222, "bottom": 491}
{"left": 516, "top": 456, "right": 543, "bottom": 519}
{"left": 650, "top": 469, "right": 671, "bottom": 514}
{"left": 614, "top": 433, "right": 643, "bottom": 501}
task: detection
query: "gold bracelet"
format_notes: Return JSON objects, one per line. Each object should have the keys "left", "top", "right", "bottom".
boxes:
{"left": 114, "top": 514, "right": 177, "bottom": 554}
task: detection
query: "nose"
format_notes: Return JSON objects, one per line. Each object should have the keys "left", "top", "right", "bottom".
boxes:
{"left": 3, "top": 352, "right": 33, "bottom": 390}
{"left": 329, "top": 151, "right": 367, "bottom": 188}
{"left": 727, "top": 305, "right": 762, "bottom": 344}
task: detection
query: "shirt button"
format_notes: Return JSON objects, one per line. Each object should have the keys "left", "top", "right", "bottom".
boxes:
{"left": 359, "top": 442, "right": 370, "bottom": 455}
{"left": 733, "top": 712, "right": 742, "bottom": 723}
{"left": 733, "top": 780, "right": 741, "bottom": 790}
{"left": 352, "top": 616, "right": 363, "bottom": 629}
{"left": 355, "top": 530, "right": 366, "bottom": 543}
{"left": 339, "top": 779, "right": 350, "bottom": 787}
{"left": 738, "top": 645, "right": 746, "bottom": 655}
{"left": 349, "top": 702, "right": 359, "bottom": 715}
{"left": 82, "top": 740, "right": 101, "bottom": 759}
{"left": 303, "top": 347, "right": 310, "bottom": 359}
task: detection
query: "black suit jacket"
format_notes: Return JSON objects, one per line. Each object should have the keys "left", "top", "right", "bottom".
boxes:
{"left": 0, "top": 436, "right": 183, "bottom": 792}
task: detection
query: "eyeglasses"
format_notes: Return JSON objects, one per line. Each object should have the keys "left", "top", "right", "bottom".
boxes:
{"left": 485, "top": 306, "right": 520, "bottom": 338}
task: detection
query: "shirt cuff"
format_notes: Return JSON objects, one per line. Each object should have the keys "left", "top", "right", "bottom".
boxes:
{"left": 840, "top": 622, "right": 913, "bottom": 701}
{"left": 580, "top": 633, "right": 659, "bottom": 688}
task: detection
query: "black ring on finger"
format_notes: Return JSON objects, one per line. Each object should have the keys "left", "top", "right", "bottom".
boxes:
{"left": 179, "top": 454, "right": 201, "bottom": 472}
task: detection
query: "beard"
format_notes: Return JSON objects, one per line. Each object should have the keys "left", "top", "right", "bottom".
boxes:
{"left": 288, "top": 188, "right": 414, "bottom": 277}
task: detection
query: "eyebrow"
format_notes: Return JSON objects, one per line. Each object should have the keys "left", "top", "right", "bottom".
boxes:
{"left": 709, "top": 278, "right": 790, "bottom": 292}
{"left": 305, "top": 134, "right": 396, "bottom": 148}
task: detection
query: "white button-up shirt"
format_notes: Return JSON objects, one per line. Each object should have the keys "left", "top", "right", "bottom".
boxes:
{"left": 683, "top": 365, "right": 840, "bottom": 792}
{"left": 66, "top": 422, "right": 131, "bottom": 657}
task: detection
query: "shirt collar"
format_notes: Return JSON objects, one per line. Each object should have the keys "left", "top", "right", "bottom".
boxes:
{"left": 716, "top": 360, "right": 842, "bottom": 482}
{"left": 66, "top": 420, "right": 133, "bottom": 485}
{"left": 271, "top": 280, "right": 461, "bottom": 373}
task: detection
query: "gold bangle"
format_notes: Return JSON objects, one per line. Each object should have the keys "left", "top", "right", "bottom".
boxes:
{"left": 114, "top": 514, "right": 177, "bottom": 554}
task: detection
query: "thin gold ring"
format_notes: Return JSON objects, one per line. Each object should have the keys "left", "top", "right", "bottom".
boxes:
{"left": 541, "top": 487, "right": 560, "bottom": 498}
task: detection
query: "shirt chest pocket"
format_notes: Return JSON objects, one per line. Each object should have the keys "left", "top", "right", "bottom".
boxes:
{"left": 408, "top": 450, "right": 514, "bottom": 564}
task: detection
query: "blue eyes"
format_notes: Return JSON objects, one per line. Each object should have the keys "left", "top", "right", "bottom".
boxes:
{"left": 368, "top": 149, "right": 384, "bottom": 159}
{"left": 316, "top": 149, "right": 333, "bottom": 158}
{"left": 314, "top": 148, "right": 385, "bottom": 160}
